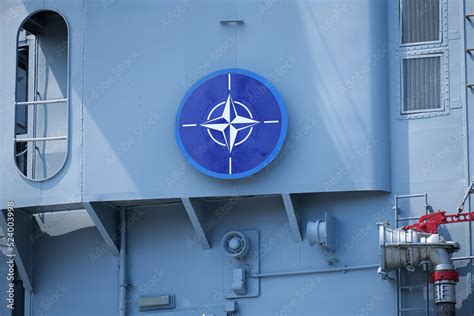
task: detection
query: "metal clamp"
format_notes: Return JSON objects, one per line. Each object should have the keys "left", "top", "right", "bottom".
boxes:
{"left": 220, "top": 19, "right": 244, "bottom": 25}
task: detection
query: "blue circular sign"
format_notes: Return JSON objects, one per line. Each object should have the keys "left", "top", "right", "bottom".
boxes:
{"left": 176, "top": 68, "right": 288, "bottom": 179}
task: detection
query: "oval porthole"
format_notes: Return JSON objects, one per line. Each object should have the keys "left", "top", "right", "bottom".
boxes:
{"left": 14, "top": 10, "right": 69, "bottom": 181}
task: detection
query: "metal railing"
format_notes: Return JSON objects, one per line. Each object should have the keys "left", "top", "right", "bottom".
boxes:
{"left": 15, "top": 98, "right": 67, "bottom": 106}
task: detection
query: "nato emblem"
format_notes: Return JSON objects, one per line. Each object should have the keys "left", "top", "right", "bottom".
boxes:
{"left": 176, "top": 69, "right": 288, "bottom": 179}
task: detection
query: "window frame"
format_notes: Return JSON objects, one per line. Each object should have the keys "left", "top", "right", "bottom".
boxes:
{"left": 13, "top": 9, "right": 70, "bottom": 181}
{"left": 395, "top": 0, "right": 450, "bottom": 120}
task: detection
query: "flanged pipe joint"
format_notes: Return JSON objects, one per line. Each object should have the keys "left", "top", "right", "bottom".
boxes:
{"left": 378, "top": 223, "right": 460, "bottom": 315}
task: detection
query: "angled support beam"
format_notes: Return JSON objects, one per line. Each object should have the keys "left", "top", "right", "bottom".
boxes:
{"left": 181, "top": 198, "right": 211, "bottom": 250}
{"left": 83, "top": 202, "right": 119, "bottom": 256}
{"left": 0, "top": 208, "right": 33, "bottom": 291}
{"left": 281, "top": 194, "right": 302, "bottom": 242}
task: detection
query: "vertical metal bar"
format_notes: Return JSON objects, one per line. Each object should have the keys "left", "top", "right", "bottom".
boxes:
{"left": 395, "top": 194, "right": 399, "bottom": 227}
{"left": 394, "top": 195, "right": 401, "bottom": 315}
{"left": 31, "top": 35, "right": 39, "bottom": 180}
{"left": 462, "top": 2, "right": 474, "bottom": 314}
{"left": 426, "top": 192, "right": 429, "bottom": 210}
{"left": 119, "top": 207, "right": 127, "bottom": 316}
{"left": 400, "top": 0, "right": 404, "bottom": 44}
{"left": 398, "top": 269, "right": 402, "bottom": 316}
{"left": 425, "top": 192, "right": 430, "bottom": 316}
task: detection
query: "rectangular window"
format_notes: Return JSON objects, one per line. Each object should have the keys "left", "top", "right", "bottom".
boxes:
{"left": 402, "top": 55, "right": 442, "bottom": 114}
{"left": 401, "top": 0, "right": 440, "bottom": 44}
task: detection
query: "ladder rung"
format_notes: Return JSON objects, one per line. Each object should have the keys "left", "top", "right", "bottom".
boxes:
{"left": 15, "top": 136, "right": 67, "bottom": 143}
{"left": 396, "top": 193, "right": 426, "bottom": 199}
{"left": 400, "top": 307, "right": 426, "bottom": 312}
{"left": 398, "top": 216, "right": 420, "bottom": 221}
{"left": 400, "top": 284, "right": 424, "bottom": 290}
{"left": 15, "top": 98, "right": 67, "bottom": 106}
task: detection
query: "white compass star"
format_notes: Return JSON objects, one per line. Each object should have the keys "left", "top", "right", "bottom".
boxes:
{"left": 180, "top": 73, "right": 281, "bottom": 175}
{"left": 201, "top": 94, "right": 259, "bottom": 153}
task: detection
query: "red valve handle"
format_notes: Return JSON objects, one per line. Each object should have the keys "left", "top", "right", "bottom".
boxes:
{"left": 403, "top": 211, "right": 474, "bottom": 234}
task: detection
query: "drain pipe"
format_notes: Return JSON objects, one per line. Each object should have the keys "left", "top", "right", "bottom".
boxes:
{"left": 119, "top": 206, "right": 128, "bottom": 316}
{"left": 378, "top": 223, "right": 460, "bottom": 315}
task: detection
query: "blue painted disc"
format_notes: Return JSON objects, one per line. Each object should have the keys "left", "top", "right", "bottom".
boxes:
{"left": 176, "top": 69, "right": 288, "bottom": 179}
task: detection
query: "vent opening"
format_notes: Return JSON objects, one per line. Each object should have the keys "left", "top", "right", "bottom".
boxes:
{"left": 401, "top": 0, "right": 440, "bottom": 45}
{"left": 402, "top": 55, "right": 442, "bottom": 114}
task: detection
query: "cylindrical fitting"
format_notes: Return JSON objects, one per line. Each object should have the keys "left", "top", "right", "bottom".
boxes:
{"left": 431, "top": 268, "right": 458, "bottom": 316}
{"left": 434, "top": 280, "right": 456, "bottom": 304}
{"left": 378, "top": 223, "right": 460, "bottom": 314}
{"left": 307, "top": 220, "right": 326, "bottom": 247}
{"left": 378, "top": 224, "right": 459, "bottom": 273}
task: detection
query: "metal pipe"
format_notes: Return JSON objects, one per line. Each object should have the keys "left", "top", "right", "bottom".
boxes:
{"left": 455, "top": 182, "right": 473, "bottom": 216}
{"left": 119, "top": 207, "right": 127, "bottom": 316}
{"left": 385, "top": 242, "right": 458, "bottom": 248}
{"left": 436, "top": 303, "right": 455, "bottom": 316}
{"left": 380, "top": 224, "right": 459, "bottom": 313}
{"left": 452, "top": 256, "right": 474, "bottom": 261}
{"left": 251, "top": 264, "right": 379, "bottom": 279}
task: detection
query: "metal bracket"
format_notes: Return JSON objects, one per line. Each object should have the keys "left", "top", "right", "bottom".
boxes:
{"left": 220, "top": 19, "right": 244, "bottom": 25}
{"left": 467, "top": 48, "right": 474, "bottom": 55}
{"left": 83, "top": 202, "right": 119, "bottom": 256}
{"left": 0, "top": 209, "right": 33, "bottom": 291}
{"left": 281, "top": 194, "right": 302, "bottom": 242}
{"left": 467, "top": 84, "right": 474, "bottom": 90}
{"left": 466, "top": 14, "right": 474, "bottom": 20}
{"left": 181, "top": 198, "right": 211, "bottom": 250}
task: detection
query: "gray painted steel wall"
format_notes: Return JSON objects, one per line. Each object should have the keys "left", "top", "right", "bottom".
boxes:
{"left": 0, "top": 0, "right": 473, "bottom": 315}
{"left": 0, "top": 0, "right": 390, "bottom": 208}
